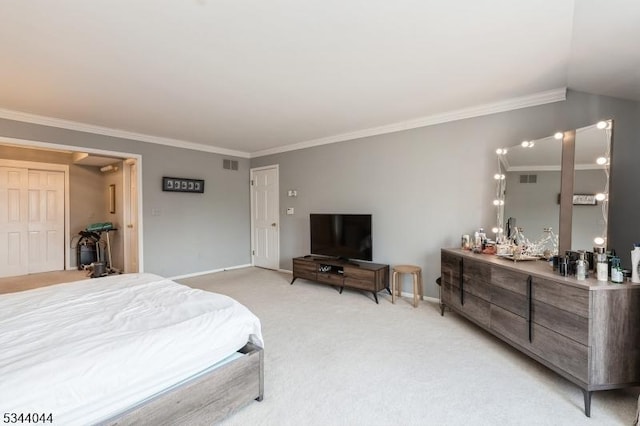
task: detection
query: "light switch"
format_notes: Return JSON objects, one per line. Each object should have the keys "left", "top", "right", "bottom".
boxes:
{"left": 286, "top": 208, "right": 294, "bottom": 215}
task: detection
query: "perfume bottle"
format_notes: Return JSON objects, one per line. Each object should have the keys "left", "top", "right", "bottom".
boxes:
{"left": 595, "top": 247, "right": 608, "bottom": 282}
{"left": 611, "top": 256, "right": 623, "bottom": 283}
{"left": 576, "top": 252, "right": 587, "bottom": 281}
{"left": 632, "top": 244, "right": 640, "bottom": 283}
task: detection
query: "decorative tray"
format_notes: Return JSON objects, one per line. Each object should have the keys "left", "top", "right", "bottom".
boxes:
{"left": 496, "top": 254, "right": 541, "bottom": 262}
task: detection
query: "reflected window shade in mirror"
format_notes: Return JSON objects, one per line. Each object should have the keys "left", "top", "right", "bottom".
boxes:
{"left": 493, "top": 120, "right": 612, "bottom": 256}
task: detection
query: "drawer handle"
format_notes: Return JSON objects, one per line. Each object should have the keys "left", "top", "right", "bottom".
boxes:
{"left": 459, "top": 258, "right": 464, "bottom": 306}
{"left": 527, "top": 275, "right": 532, "bottom": 343}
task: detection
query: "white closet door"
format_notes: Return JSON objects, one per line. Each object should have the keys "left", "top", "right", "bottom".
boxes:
{"left": 0, "top": 167, "right": 29, "bottom": 277}
{"left": 27, "top": 170, "right": 65, "bottom": 274}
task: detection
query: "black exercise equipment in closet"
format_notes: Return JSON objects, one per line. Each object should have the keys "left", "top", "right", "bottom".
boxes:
{"left": 76, "top": 230, "right": 99, "bottom": 270}
{"left": 75, "top": 222, "right": 120, "bottom": 277}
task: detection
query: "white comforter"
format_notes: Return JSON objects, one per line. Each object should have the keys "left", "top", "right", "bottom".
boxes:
{"left": 0, "top": 273, "right": 263, "bottom": 425}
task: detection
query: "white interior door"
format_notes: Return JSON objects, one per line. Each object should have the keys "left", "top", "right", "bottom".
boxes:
{"left": 251, "top": 166, "right": 279, "bottom": 269}
{"left": 27, "top": 170, "right": 65, "bottom": 274}
{"left": 0, "top": 167, "right": 29, "bottom": 277}
{"left": 124, "top": 161, "right": 139, "bottom": 273}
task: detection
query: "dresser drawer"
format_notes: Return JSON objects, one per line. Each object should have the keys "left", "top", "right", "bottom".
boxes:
{"left": 344, "top": 267, "right": 375, "bottom": 281}
{"left": 461, "top": 259, "right": 491, "bottom": 302}
{"left": 491, "top": 285, "right": 527, "bottom": 317}
{"left": 344, "top": 277, "right": 373, "bottom": 290}
{"left": 532, "top": 277, "right": 589, "bottom": 318}
{"left": 462, "top": 276, "right": 491, "bottom": 302}
{"left": 443, "top": 282, "right": 490, "bottom": 327}
{"left": 463, "top": 259, "right": 491, "bottom": 283}
{"left": 316, "top": 272, "right": 343, "bottom": 286}
{"left": 490, "top": 304, "right": 588, "bottom": 382}
{"left": 530, "top": 321, "right": 588, "bottom": 382}
{"left": 441, "top": 252, "right": 461, "bottom": 285}
{"left": 293, "top": 259, "right": 317, "bottom": 281}
{"left": 491, "top": 265, "right": 529, "bottom": 295}
{"left": 459, "top": 289, "right": 491, "bottom": 327}
{"left": 293, "top": 259, "right": 316, "bottom": 274}
{"left": 532, "top": 301, "right": 588, "bottom": 345}
{"left": 440, "top": 279, "right": 460, "bottom": 307}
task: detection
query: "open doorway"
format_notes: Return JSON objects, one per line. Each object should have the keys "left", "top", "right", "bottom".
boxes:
{"left": 0, "top": 137, "right": 143, "bottom": 282}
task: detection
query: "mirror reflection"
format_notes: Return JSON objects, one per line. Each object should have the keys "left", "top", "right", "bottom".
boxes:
{"left": 493, "top": 120, "right": 611, "bottom": 257}
{"left": 571, "top": 122, "right": 611, "bottom": 250}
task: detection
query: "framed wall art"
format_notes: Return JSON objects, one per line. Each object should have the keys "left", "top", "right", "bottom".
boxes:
{"left": 162, "top": 177, "right": 205, "bottom": 193}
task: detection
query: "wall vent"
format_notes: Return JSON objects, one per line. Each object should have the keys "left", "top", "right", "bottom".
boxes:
{"left": 519, "top": 174, "right": 537, "bottom": 184}
{"left": 223, "top": 159, "right": 239, "bottom": 171}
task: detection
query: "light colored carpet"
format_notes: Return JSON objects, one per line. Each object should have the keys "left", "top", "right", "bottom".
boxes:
{"left": 180, "top": 267, "right": 638, "bottom": 426}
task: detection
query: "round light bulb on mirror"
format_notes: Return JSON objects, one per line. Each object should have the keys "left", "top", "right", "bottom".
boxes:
{"left": 493, "top": 173, "right": 505, "bottom": 180}
{"left": 491, "top": 226, "right": 503, "bottom": 234}
{"left": 595, "top": 193, "right": 606, "bottom": 201}
{"left": 594, "top": 236, "right": 605, "bottom": 246}
{"left": 496, "top": 148, "right": 508, "bottom": 155}
{"left": 554, "top": 132, "right": 564, "bottom": 140}
{"left": 596, "top": 121, "right": 608, "bottom": 130}
{"left": 521, "top": 140, "right": 529, "bottom": 147}
{"left": 596, "top": 156, "right": 608, "bottom": 165}
{"left": 492, "top": 199, "right": 504, "bottom": 206}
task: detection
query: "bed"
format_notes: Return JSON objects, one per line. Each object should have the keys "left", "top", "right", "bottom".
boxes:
{"left": 0, "top": 273, "right": 264, "bottom": 425}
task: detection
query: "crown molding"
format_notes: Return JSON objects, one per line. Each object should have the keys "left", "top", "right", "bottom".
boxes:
{"left": 0, "top": 108, "right": 250, "bottom": 158}
{"left": 250, "top": 87, "right": 567, "bottom": 158}
{"left": 0, "top": 87, "right": 566, "bottom": 160}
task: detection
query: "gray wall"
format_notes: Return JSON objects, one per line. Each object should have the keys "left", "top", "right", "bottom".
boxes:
{"left": 251, "top": 90, "right": 640, "bottom": 297}
{"left": 572, "top": 169, "right": 609, "bottom": 251}
{"left": 504, "top": 170, "right": 560, "bottom": 246}
{"left": 0, "top": 121, "right": 251, "bottom": 277}
{"left": 1, "top": 90, "right": 637, "bottom": 286}
{"left": 504, "top": 169, "right": 607, "bottom": 253}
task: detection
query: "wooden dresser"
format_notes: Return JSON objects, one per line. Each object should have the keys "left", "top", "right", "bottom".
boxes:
{"left": 440, "top": 248, "right": 640, "bottom": 417}
{"left": 291, "top": 256, "right": 389, "bottom": 303}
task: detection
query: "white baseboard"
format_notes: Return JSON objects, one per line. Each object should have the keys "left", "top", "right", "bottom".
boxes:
{"left": 169, "top": 263, "right": 252, "bottom": 280}
{"left": 278, "top": 268, "right": 293, "bottom": 274}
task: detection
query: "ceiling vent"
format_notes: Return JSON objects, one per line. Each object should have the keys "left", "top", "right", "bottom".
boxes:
{"left": 223, "top": 159, "right": 239, "bottom": 171}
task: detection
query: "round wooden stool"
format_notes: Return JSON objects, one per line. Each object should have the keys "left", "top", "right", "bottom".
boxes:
{"left": 391, "top": 265, "right": 422, "bottom": 307}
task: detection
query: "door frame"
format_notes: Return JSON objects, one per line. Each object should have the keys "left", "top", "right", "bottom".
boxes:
{"left": 122, "top": 158, "right": 139, "bottom": 273}
{"left": 250, "top": 164, "right": 280, "bottom": 269}
{"left": 0, "top": 158, "right": 70, "bottom": 270}
{"left": 0, "top": 136, "right": 144, "bottom": 273}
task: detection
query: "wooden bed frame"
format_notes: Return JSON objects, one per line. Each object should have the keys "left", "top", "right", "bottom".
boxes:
{"left": 104, "top": 343, "right": 263, "bottom": 425}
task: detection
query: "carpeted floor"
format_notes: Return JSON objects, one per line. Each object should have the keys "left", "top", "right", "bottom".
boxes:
{"left": 180, "top": 267, "right": 639, "bottom": 426}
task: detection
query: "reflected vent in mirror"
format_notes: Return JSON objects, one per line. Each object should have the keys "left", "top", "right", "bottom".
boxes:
{"left": 223, "top": 159, "right": 239, "bottom": 171}
{"left": 519, "top": 174, "right": 537, "bottom": 184}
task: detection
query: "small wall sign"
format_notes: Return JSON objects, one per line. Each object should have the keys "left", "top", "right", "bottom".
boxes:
{"left": 162, "top": 177, "right": 205, "bottom": 193}
{"left": 572, "top": 194, "right": 597, "bottom": 205}
{"left": 557, "top": 193, "right": 598, "bottom": 205}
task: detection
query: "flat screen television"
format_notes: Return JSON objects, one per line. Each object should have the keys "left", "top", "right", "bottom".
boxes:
{"left": 310, "top": 214, "right": 372, "bottom": 261}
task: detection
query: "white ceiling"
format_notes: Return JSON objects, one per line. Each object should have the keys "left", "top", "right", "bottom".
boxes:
{"left": 0, "top": 0, "right": 638, "bottom": 157}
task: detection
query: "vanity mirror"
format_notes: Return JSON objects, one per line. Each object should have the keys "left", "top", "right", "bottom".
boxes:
{"left": 494, "top": 120, "right": 612, "bottom": 256}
